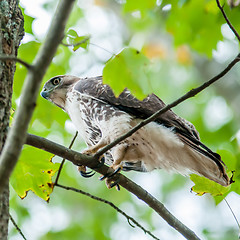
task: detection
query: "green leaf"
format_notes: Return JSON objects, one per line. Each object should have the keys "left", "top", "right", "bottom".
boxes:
{"left": 216, "top": 143, "right": 240, "bottom": 198}
{"left": 10, "top": 146, "right": 60, "bottom": 201}
{"left": 103, "top": 47, "right": 152, "bottom": 99}
{"left": 72, "top": 36, "right": 90, "bottom": 51}
{"left": 165, "top": 0, "right": 223, "bottom": 57}
{"left": 23, "top": 14, "right": 35, "bottom": 35}
{"left": 13, "top": 41, "right": 41, "bottom": 101}
{"left": 66, "top": 29, "right": 79, "bottom": 38}
{"left": 20, "top": 7, "right": 35, "bottom": 35}
{"left": 190, "top": 174, "right": 231, "bottom": 196}
{"left": 66, "top": 29, "right": 90, "bottom": 51}
{"left": 217, "top": 149, "right": 237, "bottom": 172}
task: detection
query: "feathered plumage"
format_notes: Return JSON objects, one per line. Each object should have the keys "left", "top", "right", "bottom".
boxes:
{"left": 41, "top": 75, "right": 230, "bottom": 186}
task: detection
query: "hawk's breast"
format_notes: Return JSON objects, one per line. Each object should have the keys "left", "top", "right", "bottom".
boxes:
{"left": 65, "top": 89, "right": 102, "bottom": 146}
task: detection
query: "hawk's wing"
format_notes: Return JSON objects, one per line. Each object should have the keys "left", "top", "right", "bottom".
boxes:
{"left": 74, "top": 76, "right": 227, "bottom": 174}
{"left": 75, "top": 77, "right": 198, "bottom": 137}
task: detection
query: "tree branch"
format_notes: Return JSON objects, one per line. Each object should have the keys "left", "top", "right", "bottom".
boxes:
{"left": 95, "top": 53, "right": 240, "bottom": 158}
{"left": 26, "top": 133, "right": 200, "bottom": 240}
{"left": 0, "top": 55, "right": 32, "bottom": 69}
{"left": 216, "top": 0, "right": 240, "bottom": 42}
{"left": 0, "top": 0, "right": 76, "bottom": 193}
{"left": 61, "top": 36, "right": 90, "bottom": 47}
{"left": 62, "top": 39, "right": 115, "bottom": 55}
{"left": 9, "top": 214, "right": 27, "bottom": 240}
{"left": 54, "top": 131, "right": 78, "bottom": 186}
{"left": 223, "top": 198, "right": 240, "bottom": 229}
{"left": 55, "top": 183, "right": 160, "bottom": 240}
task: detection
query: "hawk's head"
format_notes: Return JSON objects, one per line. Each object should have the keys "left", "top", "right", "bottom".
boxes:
{"left": 41, "top": 75, "right": 79, "bottom": 109}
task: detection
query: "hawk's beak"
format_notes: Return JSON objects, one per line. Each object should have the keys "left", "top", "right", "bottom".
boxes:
{"left": 40, "top": 89, "right": 50, "bottom": 99}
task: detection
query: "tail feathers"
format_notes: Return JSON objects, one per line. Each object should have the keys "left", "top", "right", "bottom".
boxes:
{"left": 178, "top": 134, "right": 230, "bottom": 187}
{"left": 191, "top": 152, "right": 229, "bottom": 186}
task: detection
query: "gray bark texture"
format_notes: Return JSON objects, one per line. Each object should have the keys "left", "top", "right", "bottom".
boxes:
{"left": 0, "top": 1, "right": 24, "bottom": 239}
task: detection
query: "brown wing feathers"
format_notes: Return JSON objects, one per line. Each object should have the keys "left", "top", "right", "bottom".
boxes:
{"left": 74, "top": 76, "right": 229, "bottom": 184}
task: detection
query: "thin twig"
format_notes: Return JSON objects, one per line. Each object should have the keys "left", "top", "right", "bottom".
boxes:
{"left": 216, "top": 0, "right": 240, "bottom": 42}
{"left": 0, "top": 55, "right": 33, "bottom": 69}
{"left": 90, "top": 43, "right": 116, "bottom": 56}
{"left": 62, "top": 36, "right": 90, "bottom": 47}
{"left": 95, "top": 53, "right": 240, "bottom": 158}
{"left": 55, "top": 183, "right": 160, "bottom": 240}
{"left": 62, "top": 37, "right": 115, "bottom": 55}
{"left": 54, "top": 131, "right": 78, "bottom": 186}
{"left": 223, "top": 198, "right": 240, "bottom": 229}
{"left": 9, "top": 214, "right": 27, "bottom": 240}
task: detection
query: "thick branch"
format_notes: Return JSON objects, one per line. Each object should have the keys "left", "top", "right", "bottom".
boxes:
{"left": 216, "top": 0, "right": 240, "bottom": 42}
{"left": 0, "top": 55, "right": 32, "bottom": 69}
{"left": 0, "top": 0, "right": 75, "bottom": 193}
{"left": 95, "top": 53, "right": 240, "bottom": 158}
{"left": 26, "top": 133, "right": 200, "bottom": 240}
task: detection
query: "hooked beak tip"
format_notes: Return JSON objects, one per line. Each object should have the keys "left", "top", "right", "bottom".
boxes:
{"left": 40, "top": 90, "right": 49, "bottom": 99}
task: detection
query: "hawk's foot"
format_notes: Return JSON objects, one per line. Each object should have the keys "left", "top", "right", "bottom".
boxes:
{"left": 78, "top": 165, "right": 95, "bottom": 178}
{"left": 106, "top": 178, "right": 120, "bottom": 191}
{"left": 78, "top": 157, "right": 105, "bottom": 178}
{"left": 99, "top": 166, "right": 122, "bottom": 180}
{"left": 80, "top": 170, "right": 95, "bottom": 178}
{"left": 99, "top": 166, "right": 122, "bottom": 191}
{"left": 78, "top": 165, "right": 86, "bottom": 172}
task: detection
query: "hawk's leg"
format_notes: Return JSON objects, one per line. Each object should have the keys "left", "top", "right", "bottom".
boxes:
{"left": 80, "top": 139, "right": 108, "bottom": 177}
{"left": 100, "top": 143, "right": 128, "bottom": 189}
{"left": 79, "top": 139, "right": 107, "bottom": 178}
{"left": 82, "top": 139, "right": 108, "bottom": 155}
{"left": 111, "top": 143, "right": 128, "bottom": 170}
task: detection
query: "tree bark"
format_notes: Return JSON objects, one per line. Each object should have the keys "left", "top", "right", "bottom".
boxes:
{"left": 0, "top": 1, "right": 24, "bottom": 239}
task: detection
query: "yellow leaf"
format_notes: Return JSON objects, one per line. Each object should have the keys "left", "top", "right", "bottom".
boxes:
{"left": 143, "top": 43, "right": 167, "bottom": 59}
{"left": 176, "top": 45, "right": 192, "bottom": 65}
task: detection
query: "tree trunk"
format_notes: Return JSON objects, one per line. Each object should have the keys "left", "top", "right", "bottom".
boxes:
{"left": 0, "top": 1, "right": 24, "bottom": 239}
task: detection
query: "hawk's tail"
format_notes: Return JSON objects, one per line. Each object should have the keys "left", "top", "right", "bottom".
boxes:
{"left": 178, "top": 134, "right": 230, "bottom": 186}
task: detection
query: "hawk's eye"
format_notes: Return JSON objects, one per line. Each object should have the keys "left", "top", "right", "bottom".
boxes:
{"left": 52, "top": 78, "right": 60, "bottom": 86}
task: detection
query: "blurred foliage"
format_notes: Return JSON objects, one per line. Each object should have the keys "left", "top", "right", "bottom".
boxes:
{"left": 164, "top": 0, "right": 224, "bottom": 57}
{"left": 103, "top": 47, "right": 152, "bottom": 99}
{"left": 9, "top": 0, "right": 240, "bottom": 239}
{"left": 123, "top": 0, "right": 156, "bottom": 15}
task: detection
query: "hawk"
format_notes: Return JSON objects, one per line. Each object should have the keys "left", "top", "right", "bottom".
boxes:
{"left": 41, "top": 75, "right": 230, "bottom": 187}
